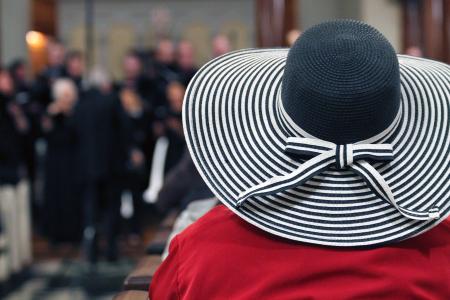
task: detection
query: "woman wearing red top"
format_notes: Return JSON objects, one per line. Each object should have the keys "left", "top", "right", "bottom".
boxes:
{"left": 150, "top": 206, "right": 450, "bottom": 299}
{"left": 150, "top": 20, "right": 450, "bottom": 299}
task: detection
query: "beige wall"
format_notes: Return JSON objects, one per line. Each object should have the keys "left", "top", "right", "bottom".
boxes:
{"left": 58, "top": 0, "right": 254, "bottom": 78}
{"left": 0, "top": 0, "right": 403, "bottom": 67}
{"left": 55, "top": 0, "right": 403, "bottom": 77}
{"left": 360, "top": 0, "right": 402, "bottom": 51}
{"left": 0, "top": 0, "right": 31, "bottom": 64}
{"left": 299, "top": 0, "right": 402, "bottom": 52}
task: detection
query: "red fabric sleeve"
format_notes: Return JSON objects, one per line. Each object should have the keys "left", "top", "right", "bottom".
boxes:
{"left": 149, "top": 235, "right": 180, "bottom": 300}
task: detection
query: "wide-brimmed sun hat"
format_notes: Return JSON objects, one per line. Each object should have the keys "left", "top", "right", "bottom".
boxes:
{"left": 183, "top": 20, "right": 449, "bottom": 246}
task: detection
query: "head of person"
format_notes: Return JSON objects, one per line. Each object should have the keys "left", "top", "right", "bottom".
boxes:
{"left": 65, "top": 50, "right": 85, "bottom": 78}
{"left": 120, "top": 88, "right": 143, "bottom": 115}
{"left": 52, "top": 78, "right": 77, "bottom": 114}
{"left": 47, "top": 40, "right": 66, "bottom": 67}
{"left": 155, "top": 39, "right": 175, "bottom": 65}
{"left": 88, "top": 66, "right": 112, "bottom": 94}
{"left": 212, "top": 34, "right": 231, "bottom": 58}
{"left": 177, "top": 40, "right": 195, "bottom": 70}
{"left": 405, "top": 46, "right": 423, "bottom": 57}
{"left": 123, "top": 51, "right": 142, "bottom": 80}
{"left": 166, "top": 81, "right": 185, "bottom": 113}
{"left": 8, "top": 60, "right": 27, "bottom": 83}
{"left": 0, "top": 68, "right": 14, "bottom": 97}
{"left": 286, "top": 29, "right": 302, "bottom": 47}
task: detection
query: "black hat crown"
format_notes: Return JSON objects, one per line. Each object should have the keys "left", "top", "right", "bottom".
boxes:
{"left": 282, "top": 19, "right": 400, "bottom": 144}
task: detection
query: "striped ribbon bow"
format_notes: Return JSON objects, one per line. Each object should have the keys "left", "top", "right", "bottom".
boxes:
{"left": 236, "top": 137, "right": 440, "bottom": 221}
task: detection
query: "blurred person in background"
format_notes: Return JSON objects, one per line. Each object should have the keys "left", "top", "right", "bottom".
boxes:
{"left": 118, "top": 88, "right": 154, "bottom": 242}
{"left": 146, "top": 80, "right": 185, "bottom": 204}
{"left": 0, "top": 66, "right": 28, "bottom": 185}
{"left": 155, "top": 39, "right": 177, "bottom": 72}
{"left": 162, "top": 81, "right": 185, "bottom": 173}
{"left": 155, "top": 149, "right": 213, "bottom": 215}
{"left": 212, "top": 34, "right": 231, "bottom": 58}
{"left": 43, "top": 40, "right": 66, "bottom": 79}
{"left": 0, "top": 67, "right": 31, "bottom": 277}
{"left": 405, "top": 46, "right": 423, "bottom": 57}
{"left": 73, "top": 68, "right": 122, "bottom": 263}
{"left": 152, "top": 39, "right": 180, "bottom": 115}
{"left": 64, "top": 50, "right": 85, "bottom": 90}
{"left": 41, "top": 79, "right": 80, "bottom": 245}
{"left": 32, "top": 40, "right": 66, "bottom": 108}
{"left": 8, "top": 60, "right": 36, "bottom": 126}
{"left": 176, "top": 40, "right": 198, "bottom": 86}
{"left": 88, "top": 67, "right": 113, "bottom": 95}
{"left": 120, "top": 51, "right": 153, "bottom": 106}
{"left": 121, "top": 51, "right": 143, "bottom": 90}
{"left": 286, "top": 29, "right": 302, "bottom": 47}
{"left": 9, "top": 60, "right": 40, "bottom": 207}
{"left": 8, "top": 60, "right": 30, "bottom": 96}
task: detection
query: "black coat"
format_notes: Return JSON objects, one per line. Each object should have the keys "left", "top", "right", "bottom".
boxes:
{"left": 42, "top": 113, "right": 81, "bottom": 243}
{"left": 155, "top": 149, "right": 212, "bottom": 214}
{"left": 178, "top": 67, "right": 198, "bottom": 87}
{"left": 150, "top": 62, "right": 180, "bottom": 114}
{"left": 120, "top": 108, "right": 154, "bottom": 190}
{"left": 32, "top": 65, "right": 65, "bottom": 108}
{"left": 116, "top": 75, "right": 155, "bottom": 109}
{"left": 0, "top": 94, "right": 24, "bottom": 185}
{"left": 164, "top": 112, "right": 185, "bottom": 173}
{"left": 71, "top": 89, "right": 123, "bottom": 183}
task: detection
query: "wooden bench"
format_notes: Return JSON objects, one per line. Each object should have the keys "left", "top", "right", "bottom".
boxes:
{"left": 113, "top": 290, "right": 149, "bottom": 300}
{"left": 117, "top": 210, "right": 178, "bottom": 297}
{"left": 123, "top": 255, "right": 162, "bottom": 291}
{"left": 145, "top": 228, "right": 172, "bottom": 255}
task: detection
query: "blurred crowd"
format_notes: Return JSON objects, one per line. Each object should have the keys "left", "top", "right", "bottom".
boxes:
{"left": 0, "top": 34, "right": 231, "bottom": 272}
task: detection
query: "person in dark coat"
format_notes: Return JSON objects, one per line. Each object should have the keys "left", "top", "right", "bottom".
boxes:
{"left": 162, "top": 81, "right": 185, "bottom": 173}
{"left": 63, "top": 50, "right": 84, "bottom": 91}
{"left": 150, "top": 40, "right": 180, "bottom": 115}
{"left": 9, "top": 60, "right": 31, "bottom": 96}
{"left": 9, "top": 60, "right": 40, "bottom": 205}
{"left": 32, "top": 40, "right": 66, "bottom": 109}
{"left": 155, "top": 149, "right": 212, "bottom": 214}
{"left": 119, "top": 51, "right": 154, "bottom": 105}
{"left": 72, "top": 76, "right": 124, "bottom": 263}
{"left": 176, "top": 41, "right": 198, "bottom": 86}
{"left": 118, "top": 88, "right": 154, "bottom": 237}
{"left": 41, "top": 78, "right": 81, "bottom": 244}
{"left": 0, "top": 68, "right": 28, "bottom": 185}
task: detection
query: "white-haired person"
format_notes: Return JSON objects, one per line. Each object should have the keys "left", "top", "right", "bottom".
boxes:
{"left": 41, "top": 78, "right": 82, "bottom": 246}
{"left": 73, "top": 69, "right": 124, "bottom": 263}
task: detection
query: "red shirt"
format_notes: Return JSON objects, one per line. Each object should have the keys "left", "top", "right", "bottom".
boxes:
{"left": 149, "top": 205, "right": 450, "bottom": 300}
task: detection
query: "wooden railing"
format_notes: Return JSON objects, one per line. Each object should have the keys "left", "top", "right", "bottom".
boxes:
{"left": 114, "top": 210, "right": 179, "bottom": 300}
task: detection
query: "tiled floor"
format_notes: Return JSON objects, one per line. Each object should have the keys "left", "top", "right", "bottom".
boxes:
{"left": 3, "top": 220, "right": 158, "bottom": 300}
{"left": 4, "top": 259, "right": 136, "bottom": 300}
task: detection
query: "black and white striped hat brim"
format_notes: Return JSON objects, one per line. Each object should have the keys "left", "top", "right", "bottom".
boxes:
{"left": 183, "top": 49, "right": 450, "bottom": 247}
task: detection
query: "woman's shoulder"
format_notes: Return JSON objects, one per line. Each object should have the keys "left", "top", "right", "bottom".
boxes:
{"left": 176, "top": 204, "right": 240, "bottom": 242}
{"left": 174, "top": 204, "right": 301, "bottom": 253}
{"left": 177, "top": 204, "right": 450, "bottom": 251}
{"left": 153, "top": 207, "right": 450, "bottom": 299}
